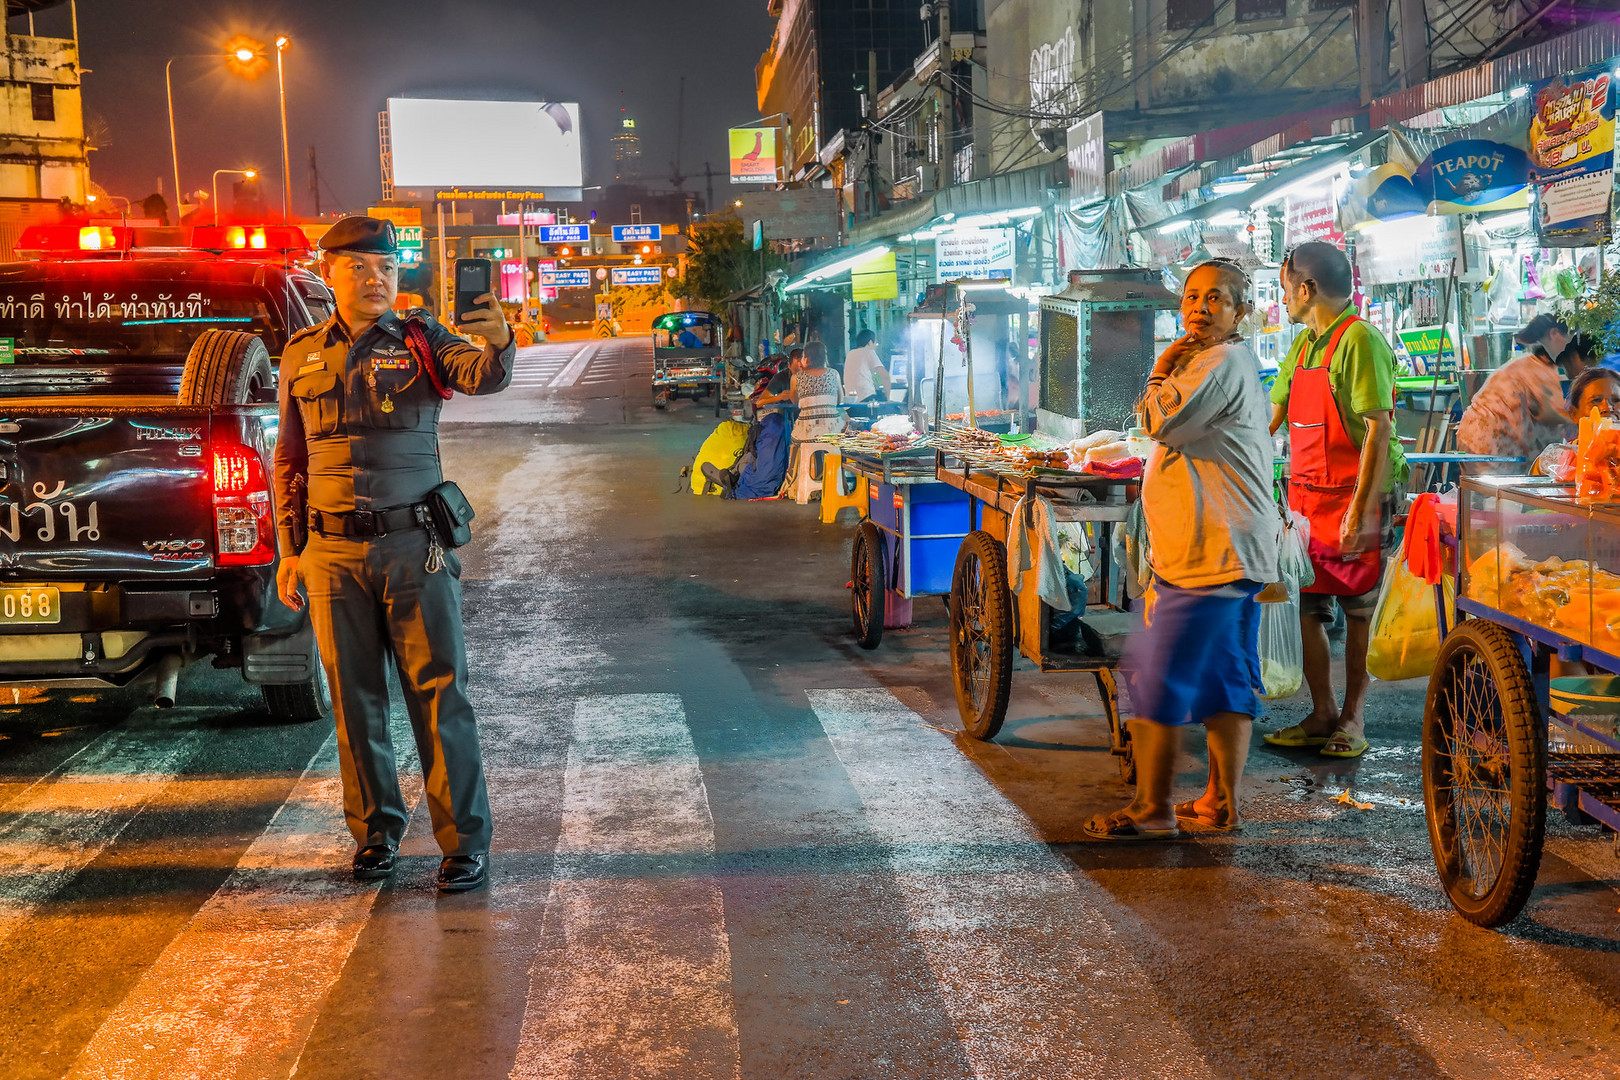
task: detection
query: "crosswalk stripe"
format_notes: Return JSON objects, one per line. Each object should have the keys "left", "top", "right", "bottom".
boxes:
{"left": 510, "top": 693, "right": 740, "bottom": 1080}
{"left": 549, "top": 344, "right": 601, "bottom": 389}
{"left": 0, "top": 728, "right": 205, "bottom": 951}
{"left": 807, "top": 688, "right": 1215, "bottom": 1080}
{"left": 64, "top": 727, "right": 423, "bottom": 1080}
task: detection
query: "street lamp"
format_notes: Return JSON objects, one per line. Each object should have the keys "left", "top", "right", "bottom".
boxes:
{"left": 274, "top": 37, "right": 291, "bottom": 221}
{"left": 212, "top": 169, "right": 258, "bottom": 225}
{"left": 166, "top": 52, "right": 222, "bottom": 223}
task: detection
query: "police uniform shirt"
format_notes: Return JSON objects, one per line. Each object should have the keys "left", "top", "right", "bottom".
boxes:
{"left": 273, "top": 309, "right": 514, "bottom": 553}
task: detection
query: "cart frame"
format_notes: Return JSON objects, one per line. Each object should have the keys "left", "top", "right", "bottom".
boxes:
{"left": 1422, "top": 497, "right": 1620, "bottom": 927}
{"left": 936, "top": 451, "right": 1137, "bottom": 780}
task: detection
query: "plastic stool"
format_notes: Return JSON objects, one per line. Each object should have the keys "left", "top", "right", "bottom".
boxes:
{"left": 819, "top": 453, "right": 868, "bottom": 524}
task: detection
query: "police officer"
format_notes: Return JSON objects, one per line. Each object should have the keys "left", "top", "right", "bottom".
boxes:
{"left": 273, "top": 216, "right": 513, "bottom": 893}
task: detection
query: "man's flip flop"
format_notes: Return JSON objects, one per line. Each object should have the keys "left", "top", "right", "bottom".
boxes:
{"left": 1083, "top": 811, "right": 1179, "bottom": 841}
{"left": 1173, "top": 800, "right": 1244, "bottom": 833}
{"left": 1262, "top": 723, "right": 1330, "bottom": 748}
{"left": 1319, "top": 731, "right": 1370, "bottom": 758}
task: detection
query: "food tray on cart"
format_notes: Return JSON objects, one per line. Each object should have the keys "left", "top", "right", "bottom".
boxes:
{"left": 935, "top": 449, "right": 1137, "bottom": 522}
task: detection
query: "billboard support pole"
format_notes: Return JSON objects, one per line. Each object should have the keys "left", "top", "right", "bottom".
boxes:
{"left": 436, "top": 199, "right": 449, "bottom": 320}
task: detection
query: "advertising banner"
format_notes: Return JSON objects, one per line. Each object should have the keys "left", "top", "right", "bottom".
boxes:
{"left": 1528, "top": 64, "right": 1615, "bottom": 247}
{"left": 1354, "top": 215, "right": 1483, "bottom": 285}
{"left": 1414, "top": 140, "right": 1530, "bottom": 214}
{"left": 539, "top": 224, "right": 589, "bottom": 244}
{"left": 612, "top": 224, "right": 663, "bottom": 243}
{"left": 1066, "top": 112, "right": 1106, "bottom": 208}
{"left": 729, "top": 127, "right": 779, "bottom": 184}
{"left": 1283, "top": 190, "right": 1343, "bottom": 249}
{"left": 851, "top": 251, "right": 898, "bottom": 302}
{"left": 936, "top": 228, "right": 1015, "bottom": 281}
{"left": 611, "top": 266, "right": 666, "bottom": 286}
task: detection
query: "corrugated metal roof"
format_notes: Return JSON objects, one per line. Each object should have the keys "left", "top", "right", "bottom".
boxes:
{"left": 1369, "top": 21, "right": 1620, "bottom": 127}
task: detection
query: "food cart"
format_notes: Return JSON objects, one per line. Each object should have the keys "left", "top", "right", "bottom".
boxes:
{"left": 651, "top": 311, "right": 724, "bottom": 414}
{"left": 841, "top": 441, "right": 972, "bottom": 649}
{"left": 936, "top": 443, "right": 1139, "bottom": 781}
{"left": 1425, "top": 474, "right": 1620, "bottom": 926}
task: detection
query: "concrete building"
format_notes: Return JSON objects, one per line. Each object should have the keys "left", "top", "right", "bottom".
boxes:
{"left": 0, "top": 0, "right": 85, "bottom": 202}
{"left": 755, "top": 0, "right": 948, "bottom": 180}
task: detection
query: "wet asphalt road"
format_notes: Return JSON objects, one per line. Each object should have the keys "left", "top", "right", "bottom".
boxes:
{"left": 3, "top": 335, "right": 1620, "bottom": 1079}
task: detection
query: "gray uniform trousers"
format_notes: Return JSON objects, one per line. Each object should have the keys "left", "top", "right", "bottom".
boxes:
{"left": 301, "top": 525, "right": 492, "bottom": 856}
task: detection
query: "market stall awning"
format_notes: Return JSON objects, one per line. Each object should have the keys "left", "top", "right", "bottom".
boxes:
{"left": 1134, "top": 131, "right": 1385, "bottom": 235}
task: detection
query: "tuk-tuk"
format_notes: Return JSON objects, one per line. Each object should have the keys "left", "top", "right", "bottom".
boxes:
{"left": 651, "top": 310, "right": 724, "bottom": 414}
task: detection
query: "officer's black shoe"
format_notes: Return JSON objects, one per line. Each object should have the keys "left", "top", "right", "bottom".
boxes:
{"left": 352, "top": 845, "right": 397, "bottom": 881}
{"left": 436, "top": 854, "right": 488, "bottom": 893}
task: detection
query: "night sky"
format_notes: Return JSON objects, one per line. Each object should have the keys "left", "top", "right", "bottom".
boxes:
{"left": 41, "top": 0, "right": 775, "bottom": 214}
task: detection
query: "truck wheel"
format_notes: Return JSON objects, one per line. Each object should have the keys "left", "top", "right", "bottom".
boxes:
{"left": 179, "top": 329, "right": 275, "bottom": 406}
{"left": 261, "top": 659, "right": 331, "bottom": 723}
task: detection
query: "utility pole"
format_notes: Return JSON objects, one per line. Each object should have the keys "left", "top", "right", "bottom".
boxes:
{"left": 1356, "top": 0, "right": 1392, "bottom": 104}
{"left": 1398, "top": 0, "right": 1430, "bottom": 88}
{"left": 937, "top": 0, "right": 952, "bottom": 189}
{"left": 307, "top": 146, "right": 320, "bottom": 216}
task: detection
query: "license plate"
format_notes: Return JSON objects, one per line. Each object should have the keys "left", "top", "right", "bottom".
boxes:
{"left": 0, "top": 587, "right": 60, "bottom": 625}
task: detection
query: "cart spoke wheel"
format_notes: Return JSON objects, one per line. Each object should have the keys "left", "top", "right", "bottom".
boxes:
{"left": 851, "top": 521, "right": 886, "bottom": 650}
{"left": 1422, "top": 619, "right": 1546, "bottom": 927}
{"left": 949, "top": 531, "right": 1012, "bottom": 740}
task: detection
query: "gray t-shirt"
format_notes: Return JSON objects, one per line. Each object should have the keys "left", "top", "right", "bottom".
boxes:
{"left": 1139, "top": 340, "right": 1280, "bottom": 589}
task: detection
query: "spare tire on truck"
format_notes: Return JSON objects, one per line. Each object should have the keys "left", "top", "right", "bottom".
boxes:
{"left": 181, "top": 327, "right": 326, "bottom": 722}
{"left": 178, "top": 329, "right": 275, "bottom": 405}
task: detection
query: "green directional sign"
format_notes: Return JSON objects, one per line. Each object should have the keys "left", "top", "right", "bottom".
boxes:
{"left": 396, "top": 225, "right": 424, "bottom": 249}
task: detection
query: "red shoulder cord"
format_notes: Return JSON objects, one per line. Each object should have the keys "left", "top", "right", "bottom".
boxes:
{"left": 402, "top": 319, "right": 454, "bottom": 401}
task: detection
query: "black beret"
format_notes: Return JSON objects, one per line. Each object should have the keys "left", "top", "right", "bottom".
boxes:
{"left": 319, "top": 215, "right": 399, "bottom": 255}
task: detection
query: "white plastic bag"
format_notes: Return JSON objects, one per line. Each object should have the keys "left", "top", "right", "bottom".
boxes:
{"left": 1258, "top": 512, "right": 1311, "bottom": 700}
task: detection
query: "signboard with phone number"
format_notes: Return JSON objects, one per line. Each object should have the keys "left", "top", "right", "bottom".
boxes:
{"left": 611, "top": 266, "right": 665, "bottom": 286}
{"left": 543, "top": 269, "right": 594, "bottom": 288}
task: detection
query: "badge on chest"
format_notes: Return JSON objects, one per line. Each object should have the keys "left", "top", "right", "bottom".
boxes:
{"left": 367, "top": 346, "right": 419, "bottom": 415}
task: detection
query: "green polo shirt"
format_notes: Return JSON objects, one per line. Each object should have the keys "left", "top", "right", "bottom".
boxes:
{"left": 1270, "top": 305, "right": 1409, "bottom": 489}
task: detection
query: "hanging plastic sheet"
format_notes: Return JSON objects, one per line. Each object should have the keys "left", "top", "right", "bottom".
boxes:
{"left": 1058, "top": 196, "right": 1131, "bottom": 271}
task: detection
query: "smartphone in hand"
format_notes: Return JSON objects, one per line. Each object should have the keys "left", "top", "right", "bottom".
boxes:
{"left": 454, "top": 258, "right": 493, "bottom": 322}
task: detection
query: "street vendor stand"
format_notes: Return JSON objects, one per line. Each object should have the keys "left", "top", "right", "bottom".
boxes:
{"left": 840, "top": 442, "right": 972, "bottom": 649}
{"left": 1424, "top": 474, "right": 1620, "bottom": 926}
{"left": 937, "top": 446, "right": 1139, "bottom": 781}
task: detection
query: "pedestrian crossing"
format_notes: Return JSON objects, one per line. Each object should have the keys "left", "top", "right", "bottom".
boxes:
{"left": 5, "top": 687, "right": 1615, "bottom": 1079}
{"left": 505, "top": 340, "right": 653, "bottom": 393}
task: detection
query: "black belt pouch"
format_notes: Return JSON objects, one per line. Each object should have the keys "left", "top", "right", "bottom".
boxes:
{"left": 427, "top": 481, "right": 475, "bottom": 548}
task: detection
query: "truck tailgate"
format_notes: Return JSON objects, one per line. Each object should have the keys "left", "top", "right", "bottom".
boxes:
{"left": 0, "top": 410, "right": 217, "bottom": 579}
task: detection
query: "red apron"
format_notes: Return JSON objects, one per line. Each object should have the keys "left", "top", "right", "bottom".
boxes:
{"left": 1287, "top": 317, "right": 1382, "bottom": 596}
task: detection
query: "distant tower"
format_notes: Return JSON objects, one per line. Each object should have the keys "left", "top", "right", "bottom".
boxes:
{"left": 612, "top": 102, "right": 641, "bottom": 183}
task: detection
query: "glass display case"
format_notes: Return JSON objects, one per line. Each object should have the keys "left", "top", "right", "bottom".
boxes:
{"left": 1459, "top": 475, "right": 1620, "bottom": 659}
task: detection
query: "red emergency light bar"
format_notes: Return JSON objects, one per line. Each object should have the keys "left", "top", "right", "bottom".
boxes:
{"left": 190, "top": 225, "right": 311, "bottom": 255}
{"left": 15, "top": 224, "right": 135, "bottom": 256}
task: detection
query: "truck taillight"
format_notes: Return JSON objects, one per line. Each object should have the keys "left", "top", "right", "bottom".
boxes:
{"left": 212, "top": 444, "right": 274, "bottom": 567}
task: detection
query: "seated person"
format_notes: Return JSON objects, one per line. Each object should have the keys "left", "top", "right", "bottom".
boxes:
{"left": 754, "top": 349, "right": 800, "bottom": 412}
{"left": 1457, "top": 324, "right": 1572, "bottom": 472}
{"left": 677, "top": 325, "right": 705, "bottom": 348}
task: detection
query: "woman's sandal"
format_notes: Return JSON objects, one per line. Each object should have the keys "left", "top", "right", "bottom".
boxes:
{"left": 1262, "top": 723, "right": 1330, "bottom": 748}
{"left": 1083, "top": 811, "right": 1179, "bottom": 842}
{"left": 1173, "top": 800, "right": 1244, "bottom": 833}
{"left": 1319, "top": 730, "right": 1370, "bottom": 758}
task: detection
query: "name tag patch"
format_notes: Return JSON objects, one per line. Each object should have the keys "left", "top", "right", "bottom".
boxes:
{"left": 298, "top": 361, "right": 326, "bottom": 375}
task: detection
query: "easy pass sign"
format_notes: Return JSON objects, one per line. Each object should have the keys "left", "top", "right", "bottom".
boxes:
{"left": 612, "top": 224, "right": 662, "bottom": 243}
{"left": 539, "top": 224, "right": 589, "bottom": 244}
{"left": 612, "top": 266, "right": 665, "bottom": 286}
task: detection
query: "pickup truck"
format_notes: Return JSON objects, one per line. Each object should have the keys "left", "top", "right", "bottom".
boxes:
{"left": 0, "top": 224, "right": 336, "bottom": 719}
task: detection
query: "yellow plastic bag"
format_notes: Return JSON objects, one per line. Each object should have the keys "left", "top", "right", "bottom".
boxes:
{"left": 1367, "top": 560, "right": 1456, "bottom": 682}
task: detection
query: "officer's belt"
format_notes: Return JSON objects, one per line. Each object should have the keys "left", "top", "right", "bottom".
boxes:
{"left": 308, "top": 504, "right": 428, "bottom": 538}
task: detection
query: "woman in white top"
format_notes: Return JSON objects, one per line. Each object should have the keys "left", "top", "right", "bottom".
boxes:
{"left": 779, "top": 340, "right": 846, "bottom": 503}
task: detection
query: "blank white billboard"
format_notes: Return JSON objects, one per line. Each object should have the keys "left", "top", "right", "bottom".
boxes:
{"left": 387, "top": 98, "right": 583, "bottom": 188}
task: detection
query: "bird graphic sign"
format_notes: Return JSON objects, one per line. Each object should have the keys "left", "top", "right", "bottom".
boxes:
{"left": 729, "top": 127, "right": 778, "bottom": 184}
